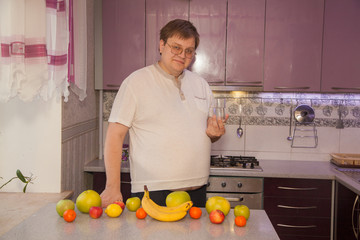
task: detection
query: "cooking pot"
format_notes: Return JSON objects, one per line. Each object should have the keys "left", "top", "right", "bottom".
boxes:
{"left": 294, "top": 104, "right": 315, "bottom": 123}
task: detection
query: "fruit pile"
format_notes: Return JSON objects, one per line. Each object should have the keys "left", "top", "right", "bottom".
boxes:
{"left": 55, "top": 186, "right": 250, "bottom": 228}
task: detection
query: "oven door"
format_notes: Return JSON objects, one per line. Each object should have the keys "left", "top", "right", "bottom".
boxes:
{"left": 206, "top": 192, "right": 263, "bottom": 209}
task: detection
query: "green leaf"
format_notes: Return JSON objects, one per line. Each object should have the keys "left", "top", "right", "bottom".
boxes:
{"left": 16, "top": 170, "right": 27, "bottom": 183}
{"left": 23, "top": 183, "right": 28, "bottom": 193}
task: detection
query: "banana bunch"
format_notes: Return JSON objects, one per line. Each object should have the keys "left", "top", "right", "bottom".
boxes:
{"left": 141, "top": 185, "right": 193, "bottom": 222}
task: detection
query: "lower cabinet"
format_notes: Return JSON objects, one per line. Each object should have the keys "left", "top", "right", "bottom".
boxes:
{"left": 92, "top": 172, "right": 132, "bottom": 202}
{"left": 264, "top": 178, "right": 333, "bottom": 240}
{"left": 335, "top": 182, "right": 358, "bottom": 240}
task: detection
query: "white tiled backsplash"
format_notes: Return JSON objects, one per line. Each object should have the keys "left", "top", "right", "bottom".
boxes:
{"left": 103, "top": 91, "right": 360, "bottom": 161}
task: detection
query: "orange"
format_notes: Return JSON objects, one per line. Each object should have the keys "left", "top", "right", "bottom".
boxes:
{"left": 189, "top": 207, "right": 202, "bottom": 219}
{"left": 63, "top": 209, "right": 76, "bottom": 222}
{"left": 136, "top": 207, "right": 147, "bottom": 219}
{"left": 235, "top": 216, "right": 246, "bottom": 227}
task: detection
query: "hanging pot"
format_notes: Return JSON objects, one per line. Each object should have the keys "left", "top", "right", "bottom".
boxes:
{"left": 294, "top": 104, "right": 315, "bottom": 123}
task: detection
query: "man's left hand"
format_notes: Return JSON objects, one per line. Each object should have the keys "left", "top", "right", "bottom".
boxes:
{"left": 206, "top": 114, "right": 229, "bottom": 142}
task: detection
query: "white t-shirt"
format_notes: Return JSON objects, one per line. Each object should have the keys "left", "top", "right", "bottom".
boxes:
{"left": 108, "top": 63, "right": 214, "bottom": 193}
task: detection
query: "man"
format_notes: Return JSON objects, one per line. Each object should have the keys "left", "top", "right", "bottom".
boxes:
{"left": 100, "top": 19, "right": 228, "bottom": 207}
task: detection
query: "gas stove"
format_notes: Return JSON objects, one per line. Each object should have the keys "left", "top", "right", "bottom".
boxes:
{"left": 210, "top": 155, "right": 263, "bottom": 171}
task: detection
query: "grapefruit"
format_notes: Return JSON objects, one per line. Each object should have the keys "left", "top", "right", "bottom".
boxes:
{"left": 76, "top": 190, "right": 102, "bottom": 213}
{"left": 165, "top": 191, "right": 191, "bottom": 207}
{"left": 205, "top": 196, "right": 231, "bottom": 216}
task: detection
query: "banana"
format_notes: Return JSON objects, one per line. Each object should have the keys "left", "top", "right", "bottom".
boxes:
{"left": 141, "top": 185, "right": 193, "bottom": 222}
{"left": 143, "top": 186, "right": 192, "bottom": 213}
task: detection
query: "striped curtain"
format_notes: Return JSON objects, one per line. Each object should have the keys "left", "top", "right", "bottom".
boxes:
{"left": 0, "top": 0, "right": 74, "bottom": 102}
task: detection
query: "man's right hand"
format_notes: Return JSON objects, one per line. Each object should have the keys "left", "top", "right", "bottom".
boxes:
{"left": 100, "top": 187, "right": 124, "bottom": 208}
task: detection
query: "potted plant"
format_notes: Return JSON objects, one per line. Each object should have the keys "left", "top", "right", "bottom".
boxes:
{"left": 0, "top": 169, "right": 35, "bottom": 193}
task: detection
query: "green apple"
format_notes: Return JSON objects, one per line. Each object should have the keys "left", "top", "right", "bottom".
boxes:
{"left": 56, "top": 199, "right": 75, "bottom": 217}
{"left": 234, "top": 205, "right": 250, "bottom": 220}
{"left": 166, "top": 191, "right": 191, "bottom": 207}
{"left": 126, "top": 197, "right": 141, "bottom": 212}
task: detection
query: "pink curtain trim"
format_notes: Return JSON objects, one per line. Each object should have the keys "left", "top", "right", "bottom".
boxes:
{"left": 46, "top": 0, "right": 66, "bottom": 12}
{"left": 68, "top": 0, "right": 74, "bottom": 83}
{"left": 1, "top": 44, "right": 10, "bottom": 57}
{"left": 1, "top": 43, "right": 47, "bottom": 58}
{"left": 48, "top": 54, "right": 67, "bottom": 65}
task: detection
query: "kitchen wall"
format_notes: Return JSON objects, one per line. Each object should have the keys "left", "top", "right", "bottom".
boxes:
{"left": 0, "top": 94, "right": 62, "bottom": 192}
{"left": 102, "top": 91, "right": 360, "bottom": 162}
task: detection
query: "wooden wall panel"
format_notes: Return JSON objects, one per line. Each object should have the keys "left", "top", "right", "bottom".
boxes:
{"left": 62, "top": 119, "right": 99, "bottom": 201}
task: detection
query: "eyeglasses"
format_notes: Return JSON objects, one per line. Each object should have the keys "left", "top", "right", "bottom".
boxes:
{"left": 166, "top": 42, "right": 196, "bottom": 59}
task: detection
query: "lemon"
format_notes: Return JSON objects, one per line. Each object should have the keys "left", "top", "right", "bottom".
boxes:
{"left": 105, "top": 204, "right": 123, "bottom": 218}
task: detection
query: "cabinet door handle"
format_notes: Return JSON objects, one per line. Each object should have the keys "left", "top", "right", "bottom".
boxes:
{"left": 277, "top": 186, "right": 318, "bottom": 191}
{"left": 226, "top": 81, "right": 262, "bottom": 84}
{"left": 106, "top": 84, "right": 120, "bottom": 88}
{"left": 277, "top": 224, "right": 316, "bottom": 229}
{"left": 273, "top": 86, "right": 310, "bottom": 90}
{"left": 277, "top": 204, "right": 317, "bottom": 210}
{"left": 332, "top": 87, "right": 360, "bottom": 90}
{"left": 352, "top": 195, "right": 359, "bottom": 239}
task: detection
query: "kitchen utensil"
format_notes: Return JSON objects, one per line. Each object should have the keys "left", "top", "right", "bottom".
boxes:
{"left": 336, "top": 105, "right": 344, "bottom": 129}
{"left": 287, "top": 105, "right": 293, "bottom": 141}
{"left": 291, "top": 104, "right": 318, "bottom": 148}
{"left": 237, "top": 117, "right": 243, "bottom": 138}
{"left": 237, "top": 105, "right": 243, "bottom": 138}
{"left": 294, "top": 104, "right": 315, "bottom": 123}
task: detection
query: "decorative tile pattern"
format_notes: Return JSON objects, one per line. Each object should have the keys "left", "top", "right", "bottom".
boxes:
{"left": 103, "top": 91, "right": 360, "bottom": 128}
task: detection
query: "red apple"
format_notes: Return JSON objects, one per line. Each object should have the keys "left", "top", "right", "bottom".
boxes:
{"left": 114, "top": 201, "right": 125, "bottom": 210}
{"left": 89, "top": 206, "right": 103, "bottom": 219}
{"left": 209, "top": 209, "right": 225, "bottom": 224}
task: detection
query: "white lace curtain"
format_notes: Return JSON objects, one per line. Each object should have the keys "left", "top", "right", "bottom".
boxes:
{"left": 0, "top": 0, "right": 86, "bottom": 102}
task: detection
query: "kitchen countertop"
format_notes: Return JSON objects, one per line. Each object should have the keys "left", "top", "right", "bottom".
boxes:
{"left": 0, "top": 191, "right": 73, "bottom": 237}
{"left": 84, "top": 158, "right": 360, "bottom": 195}
{"left": 0, "top": 203, "right": 279, "bottom": 240}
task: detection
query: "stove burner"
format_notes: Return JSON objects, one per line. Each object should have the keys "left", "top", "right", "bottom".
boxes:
{"left": 210, "top": 155, "right": 262, "bottom": 171}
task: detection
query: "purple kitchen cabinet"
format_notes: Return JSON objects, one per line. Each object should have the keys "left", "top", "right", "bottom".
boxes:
{"left": 321, "top": 0, "right": 360, "bottom": 93}
{"left": 145, "top": 0, "right": 189, "bottom": 66}
{"left": 264, "top": 0, "right": 324, "bottom": 92}
{"left": 189, "top": 0, "right": 226, "bottom": 84}
{"left": 102, "top": 0, "right": 145, "bottom": 90}
{"left": 226, "top": 0, "right": 265, "bottom": 87}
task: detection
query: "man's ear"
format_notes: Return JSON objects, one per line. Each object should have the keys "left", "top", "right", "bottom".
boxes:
{"left": 159, "top": 39, "right": 165, "bottom": 55}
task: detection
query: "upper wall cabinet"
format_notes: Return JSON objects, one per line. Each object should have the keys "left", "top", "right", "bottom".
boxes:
{"left": 102, "top": 0, "right": 145, "bottom": 89}
{"left": 321, "top": 0, "right": 360, "bottom": 92}
{"left": 226, "top": 0, "right": 265, "bottom": 88}
{"left": 189, "top": 0, "right": 226, "bottom": 84}
{"left": 145, "top": 0, "right": 189, "bottom": 66}
{"left": 263, "top": 0, "right": 324, "bottom": 92}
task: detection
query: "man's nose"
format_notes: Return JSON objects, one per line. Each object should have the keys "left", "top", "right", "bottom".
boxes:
{"left": 179, "top": 49, "right": 186, "bottom": 58}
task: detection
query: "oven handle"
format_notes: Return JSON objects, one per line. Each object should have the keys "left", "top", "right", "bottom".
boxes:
{"left": 223, "top": 197, "right": 244, "bottom": 202}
